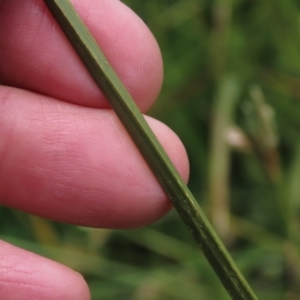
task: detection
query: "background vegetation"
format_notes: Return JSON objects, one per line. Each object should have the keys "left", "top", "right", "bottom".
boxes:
{"left": 2, "top": 0, "right": 300, "bottom": 299}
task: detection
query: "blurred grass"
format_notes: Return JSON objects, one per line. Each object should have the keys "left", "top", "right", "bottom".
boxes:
{"left": 2, "top": 0, "right": 300, "bottom": 299}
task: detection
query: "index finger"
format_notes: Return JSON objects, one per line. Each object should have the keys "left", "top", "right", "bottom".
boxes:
{"left": 0, "top": 0, "right": 163, "bottom": 111}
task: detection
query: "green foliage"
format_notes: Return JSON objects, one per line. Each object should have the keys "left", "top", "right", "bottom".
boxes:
{"left": 2, "top": 0, "right": 300, "bottom": 299}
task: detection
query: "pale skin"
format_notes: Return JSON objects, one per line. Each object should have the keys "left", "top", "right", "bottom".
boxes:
{"left": 0, "top": 0, "right": 189, "bottom": 299}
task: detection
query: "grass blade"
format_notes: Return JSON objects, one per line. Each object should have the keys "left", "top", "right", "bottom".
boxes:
{"left": 43, "top": 0, "right": 258, "bottom": 299}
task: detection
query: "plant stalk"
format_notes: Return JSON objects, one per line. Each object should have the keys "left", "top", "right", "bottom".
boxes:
{"left": 43, "top": 0, "right": 258, "bottom": 299}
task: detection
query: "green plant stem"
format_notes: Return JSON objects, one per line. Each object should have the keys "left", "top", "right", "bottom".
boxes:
{"left": 43, "top": 0, "right": 258, "bottom": 299}
{"left": 209, "top": 76, "right": 240, "bottom": 242}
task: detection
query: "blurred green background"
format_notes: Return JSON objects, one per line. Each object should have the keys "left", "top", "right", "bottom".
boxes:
{"left": 2, "top": 0, "right": 300, "bottom": 299}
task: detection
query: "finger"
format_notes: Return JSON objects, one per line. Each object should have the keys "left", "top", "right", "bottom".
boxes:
{"left": 0, "top": 86, "right": 189, "bottom": 228}
{"left": 0, "top": 0, "right": 163, "bottom": 112}
{"left": 0, "top": 241, "right": 90, "bottom": 300}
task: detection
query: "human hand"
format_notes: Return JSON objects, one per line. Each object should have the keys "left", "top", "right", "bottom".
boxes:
{"left": 0, "top": 0, "right": 189, "bottom": 299}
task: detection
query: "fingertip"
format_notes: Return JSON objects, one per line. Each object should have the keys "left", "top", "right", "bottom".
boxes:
{"left": 0, "top": 88, "right": 189, "bottom": 229}
{"left": 0, "top": 0, "right": 163, "bottom": 111}
{"left": 0, "top": 241, "right": 91, "bottom": 300}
